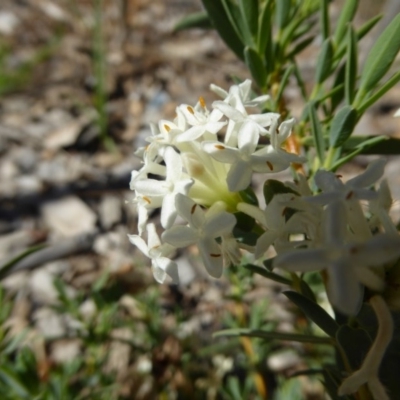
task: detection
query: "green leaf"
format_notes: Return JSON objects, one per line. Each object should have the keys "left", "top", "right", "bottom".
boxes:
{"left": 315, "top": 38, "right": 334, "bottom": 84}
{"left": 345, "top": 26, "right": 357, "bottom": 105}
{"left": 244, "top": 46, "right": 267, "bottom": 89}
{"left": 238, "top": 0, "right": 259, "bottom": 38}
{"left": 356, "top": 14, "right": 382, "bottom": 41}
{"left": 330, "top": 63, "right": 346, "bottom": 111}
{"left": 275, "top": 64, "right": 294, "bottom": 103}
{"left": 0, "top": 367, "right": 32, "bottom": 399}
{"left": 201, "top": 0, "right": 245, "bottom": 60}
{"left": 357, "top": 70, "right": 400, "bottom": 114}
{"left": 329, "top": 105, "right": 358, "bottom": 148}
{"left": 336, "top": 325, "right": 372, "bottom": 370}
{"left": 173, "top": 12, "right": 212, "bottom": 32}
{"left": 257, "top": 0, "right": 273, "bottom": 57}
{"left": 299, "top": 280, "right": 317, "bottom": 303}
{"left": 309, "top": 102, "right": 325, "bottom": 163}
{"left": 357, "top": 13, "right": 400, "bottom": 96}
{"left": 348, "top": 136, "right": 400, "bottom": 155}
{"left": 322, "top": 367, "right": 351, "bottom": 400}
{"left": 221, "top": 0, "right": 253, "bottom": 46}
{"left": 276, "top": 0, "right": 291, "bottom": 30}
{"left": 320, "top": 0, "right": 330, "bottom": 40}
{"left": 239, "top": 186, "right": 259, "bottom": 205}
{"left": 333, "top": 0, "right": 358, "bottom": 44}
{"left": 286, "top": 36, "right": 315, "bottom": 59}
{"left": 263, "top": 179, "right": 299, "bottom": 205}
{"left": 214, "top": 328, "right": 334, "bottom": 344}
{"left": 283, "top": 290, "right": 339, "bottom": 337}
{"left": 329, "top": 135, "right": 388, "bottom": 170}
{"left": 234, "top": 211, "right": 255, "bottom": 232}
{"left": 243, "top": 264, "right": 292, "bottom": 285}
{"left": 0, "top": 244, "right": 46, "bottom": 280}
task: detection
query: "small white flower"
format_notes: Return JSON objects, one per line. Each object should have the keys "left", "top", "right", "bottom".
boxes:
{"left": 162, "top": 194, "right": 236, "bottom": 278}
{"left": 132, "top": 147, "right": 193, "bottom": 229}
{"left": 203, "top": 120, "right": 303, "bottom": 192}
{"left": 210, "top": 79, "right": 270, "bottom": 108}
{"left": 394, "top": 108, "right": 400, "bottom": 117}
{"left": 128, "top": 223, "right": 179, "bottom": 284}
{"left": 176, "top": 103, "right": 226, "bottom": 142}
{"left": 307, "top": 159, "right": 386, "bottom": 240}
{"left": 274, "top": 200, "right": 400, "bottom": 315}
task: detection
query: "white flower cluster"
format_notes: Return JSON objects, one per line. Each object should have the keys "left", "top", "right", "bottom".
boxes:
{"left": 129, "top": 80, "right": 305, "bottom": 283}
{"left": 129, "top": 80, "right": 400, "bottom": 318}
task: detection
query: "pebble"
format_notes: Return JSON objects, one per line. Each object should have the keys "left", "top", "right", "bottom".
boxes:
{"left": 42, "top": 196, "right": 97, "bottom": 237}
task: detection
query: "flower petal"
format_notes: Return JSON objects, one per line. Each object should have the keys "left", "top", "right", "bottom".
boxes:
{"left": 162, "top": 225, "right": 198, "bottom": 247}
{"left": 226, "top": 161, "right": 252, "bottom": 192}
{"left": 198, "top": 238, "right": 223, "bottom": 278}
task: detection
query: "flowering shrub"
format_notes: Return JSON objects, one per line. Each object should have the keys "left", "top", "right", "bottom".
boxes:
{"left": 129, "top": 1, "right": 400, "bottom": 398}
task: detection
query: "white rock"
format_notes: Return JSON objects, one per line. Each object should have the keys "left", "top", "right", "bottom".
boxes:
{"left": 0, "top": 11, "right": 19, "bottom": 35}
{"left": 99, "top": 195, "right": 122, "bottom": 229}
{"left": 51, "top": 339, "right": 81, "bottom": 364}
{"left": 42, "top": 196, "right": 97, "bottom": 237}
{"left": 33, "top": 307, "right": 65, "bottom": 338}
{"left": 268, "top": 350, "right": 301, "bottom": 372}
{"left": 29, "top": 269, "right": 59, "bottom": 304}
{"left": 44, "top": 121, "right": 82, "bottom": 150}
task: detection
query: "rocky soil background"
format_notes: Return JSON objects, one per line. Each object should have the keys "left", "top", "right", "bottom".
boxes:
{"left": 0, "top": 0, "right": 399, "bottom": 399}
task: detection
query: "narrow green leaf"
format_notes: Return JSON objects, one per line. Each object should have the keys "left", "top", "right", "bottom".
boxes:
{"left": 315, "top": 38, "right": 334, "bottom": 84}
{"left": 283, "top": 290, "right": 339, "bottom": 337}
{"left": 309, "top": 102, "right": 325, "bottom": 163}
{"left": 357, "top": 70, "right": 400, "bottom": 115}
{"left": 0, "top": 368, "right": 31, "bottom": 399}
{"left": 221, "top": 0, "right": 253, "bottom": 46}
{"left": 214, "top": 328, "right": 334, "bottom": 344}
{"left": 299, "top": 280, "right": 317, "bottom": 303}
{"left": 275, "top": 64, "right": 294, "bottom": 103}
{"left": 257, "top": 0, "right": 273, "bottom": 56}
{"left": 293, "top": 61, "right": 307, "bottom": 100}
{"left": 201, "top": 0, "right": 245, "bottom": 60}
{"left": 276, "top": 0, "right": 291, "bottom": 30}
{"left": 244, "top": 46, "right": 267, "bottom": 89}
{"left": 333, "top": 0, "right": 359, "bottom": 44}
{"left": 320, "top": 0, "right": 330, "bottom": 40}
{"left": 263, "top": 179, "right": 299, "bottom": 205}
{"left": 243, "top": 264, "right": 292, "bottom": 285}
{"left": 329, "top": 105, "right": 358, "bottom": 148}
{"left": 234, "top": 212, "right": 255, "bottom": 232}
{"left": 173, "top": 12, "right": 212, "bottom": 32}
{"left": 239, "top": 187, "right": 259, "bottom": 205}
{"left": 286, "top": 36, "right": 315, "bottom": 59}
{"left": 348, "top": 136, "right": 400, "bottom": 155}
{"left": 329, "top": 136, "right": 387, "bottom": 170}
{"left": 330, "top": 63, "right": 346, "bottom": 112}
{"left": 292, "top": 18, "right": 319, "bottom": 42}
{"left": 358, "top": 13, "right": 400, "bottom": 95}
{"left": 356, "top": 14, "right": 382, "bottom": 41}
{"left": 333, "top": 14, "right": 382, "bottom": 64}
{"left": 322, "top": 367, "right": 351, "bottom": 400}
{"left": 0, "top": 244, "right": 46, "bottom": 280}
{"left": 238, "top": 0, "right": 259, "bottom": 38}
{"left": 345, "top": 26, "right": 357, "bottom": 105}
{"left": 336, "top": 325, "right": 372, "bottom": 370}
